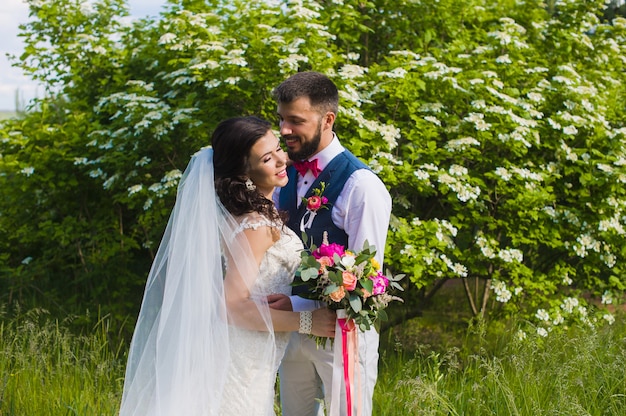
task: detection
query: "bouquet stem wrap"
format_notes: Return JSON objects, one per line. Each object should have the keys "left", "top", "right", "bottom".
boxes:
{"left": 330, "top": 309, "right": 361, "bottom": 416}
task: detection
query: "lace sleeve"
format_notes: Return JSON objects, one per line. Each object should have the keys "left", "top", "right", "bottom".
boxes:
{"left": 234, "top": 214, "right": 278, "bottom": 234}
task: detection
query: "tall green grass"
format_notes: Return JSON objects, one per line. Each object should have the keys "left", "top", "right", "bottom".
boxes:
{"left": 375, "top": 316, "right": 626, "bottom": 415}
{"left": 1, "top": 308, "right": 624, "bottom": 415}
{"left": 0, "top": 309, "right": 124, "bottom": 416}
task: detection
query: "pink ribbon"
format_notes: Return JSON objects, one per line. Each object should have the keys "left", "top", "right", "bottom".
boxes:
{"left": 337, "top": 316, "right": 360, "bottom": 416}
{"left": 338, "top": 317, "right": 353, "bottom": 415}
{"left": 330, "top": 310, "right": 362, "bottom": 416}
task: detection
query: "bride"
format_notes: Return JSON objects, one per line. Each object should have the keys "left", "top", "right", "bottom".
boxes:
{"left": 119, "top": 116, "right": 336, "bottom": 416}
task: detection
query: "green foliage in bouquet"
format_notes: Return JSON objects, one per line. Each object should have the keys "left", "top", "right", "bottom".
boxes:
{"left": 296, "top": 233, "right": 405, "bottom": 332}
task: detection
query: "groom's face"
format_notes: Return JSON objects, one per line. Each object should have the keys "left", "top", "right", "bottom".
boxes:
{"left": 277, "top": 96, "right": 324, "bottom": 161}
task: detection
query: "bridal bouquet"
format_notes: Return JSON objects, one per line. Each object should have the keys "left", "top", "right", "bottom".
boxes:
{"left": 295, "top": 232, "right": 405, "bottom": 332}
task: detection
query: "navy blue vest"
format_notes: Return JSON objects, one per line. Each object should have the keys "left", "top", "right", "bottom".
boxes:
{"left": 279, "top": 151, "right": 368, "bottom": 294}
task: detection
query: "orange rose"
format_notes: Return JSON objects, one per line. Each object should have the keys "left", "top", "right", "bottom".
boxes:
{"left": 317, "top": 256, "right": 333, "bottom": 273}
{"left": 329, "top": 286, "right": 346, "bottom": 302}
{"left": 342, "top": 271, "right": 357, "bottom": 291}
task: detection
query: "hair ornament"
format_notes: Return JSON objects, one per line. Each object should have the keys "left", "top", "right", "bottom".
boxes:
{"left": 245, "top": 178, "right": 256, "bottom": 191}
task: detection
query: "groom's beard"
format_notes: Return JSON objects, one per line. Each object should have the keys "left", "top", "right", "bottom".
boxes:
{"left": 286, "top": 123, "right": 322, "bottom": 161}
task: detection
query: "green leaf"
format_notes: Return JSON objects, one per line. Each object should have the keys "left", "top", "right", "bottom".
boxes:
{"left": 361, "top": 278, "right": 374, "bottom": 294}
{"left": 301, "top": 267, "right": 320, "bottom": 282}
{"left": 349, "top": 294, "right": 362, "bottom": 313}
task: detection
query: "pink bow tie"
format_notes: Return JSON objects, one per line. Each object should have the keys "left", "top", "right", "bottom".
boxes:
{"left": 293, "top": 159, "right": 321, "bottom": 178}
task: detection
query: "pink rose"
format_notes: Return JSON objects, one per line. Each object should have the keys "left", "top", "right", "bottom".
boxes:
{"left": 342, "top": 271, "right": 357, "bottom": 291}
{"left": 313, "top": 243, "right": 345, "bottom": 260}
{"left": 306, "top": 196, "right": 322, "bottom": 211}
{"left": 370, "top": 271, "right": 389, "bottom": 295}
{"left": 329, "top": 286, "right": 346, "bottom": 302}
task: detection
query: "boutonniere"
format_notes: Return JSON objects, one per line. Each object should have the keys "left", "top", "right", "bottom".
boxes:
{"left": 300, "top": 182, "right": 330, "bottom": 232}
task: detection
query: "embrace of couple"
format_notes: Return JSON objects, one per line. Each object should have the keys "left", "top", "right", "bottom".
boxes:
{"left": 118, "top": 72, "right": 392, "bottom": 416}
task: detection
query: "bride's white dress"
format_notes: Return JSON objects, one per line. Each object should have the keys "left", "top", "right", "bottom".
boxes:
{"left": 220, "top": 215, "right": 303, "bottom": 415}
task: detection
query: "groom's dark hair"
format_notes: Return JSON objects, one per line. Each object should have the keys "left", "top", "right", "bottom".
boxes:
{"left": 273, "top": 71, "right": 339, "bottom": 115}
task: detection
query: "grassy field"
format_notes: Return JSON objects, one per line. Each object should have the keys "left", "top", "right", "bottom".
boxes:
{"left": 1, "top": 304, "right": 624, "bottom": 415}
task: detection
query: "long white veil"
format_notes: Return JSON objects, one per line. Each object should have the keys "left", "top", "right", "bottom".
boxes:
{"left": 119, "top": 147, "right": 275, "bottom": 416}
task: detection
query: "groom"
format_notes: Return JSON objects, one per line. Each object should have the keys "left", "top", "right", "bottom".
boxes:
{"left": 269, "top": 71, "right": 392, "bottom": 416}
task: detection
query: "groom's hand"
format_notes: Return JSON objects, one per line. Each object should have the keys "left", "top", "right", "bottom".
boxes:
{"left": 267, "top": 293, "right": 293, "bottom": 311}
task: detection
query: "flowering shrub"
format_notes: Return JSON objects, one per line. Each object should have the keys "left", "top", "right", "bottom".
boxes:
{"left": 1, "top": 0, "right": 623, "bottom": 334}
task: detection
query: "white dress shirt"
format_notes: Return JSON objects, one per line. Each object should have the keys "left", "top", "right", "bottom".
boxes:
{"left": 275, "top": 135, "right": 392, "bottom": 312}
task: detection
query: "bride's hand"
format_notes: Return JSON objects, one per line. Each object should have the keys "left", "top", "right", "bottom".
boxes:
{"left": 311, "top": 308, "right": 336, "bottom": 338}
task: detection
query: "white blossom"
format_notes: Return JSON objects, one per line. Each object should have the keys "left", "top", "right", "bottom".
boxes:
{"left": 553, "top": 313, "right": 564, "bottom": 325}
{"left": 424, "top": 116, "right": 441, "bottom": 126}
{"left": 464, "top": 112, "right": 491, "bottom": 131}
{"left": 279, "top": 54, "right": 309, "bottom": 71}
{"left": 445, "top": 137, "right": 480, "bottom": 151}
{"left": 292, "top": 5, "right": 320, "bottom": 19}
{"left": 128, "top": 184, "right": 143, "bottom": 196}
{"left": 561, "top": 297, "right": 579, "bottom": 313}
{"left": 495, "top": 167, "right": 512, "bottom": 181}
{"left": 547, "top": 118, "right": 562, "bottom": 130}
{"left": 89, "top": 168, "right": 104, "bottom": 178}
{"left": 378, "top": 67, "right": 408, "bottom": 79}
{"left": 499, "top": 248, "right": 523, "bottom": 263}
{"left": 419, "top": 102, "right": 444, "bottom": 113}
{"left": 552, "top": 75, "right": 574, "bottom": 85}
{"left": 452, "top": 263, "right": 468, "bottom": 277}
{"left": 103, "top": 175, "right": 118, "bottom": 190}
{"left": 496, "top": 54, "right": 512, "bottom": 64}
{"left": 20, "top": 167, "right": 35, "bottom": 176}
{"left": 158, "top": 33, "right": 177, "bottom": 45}
{"left": 492, "top": 280, "right": 512, "bottom": 303}
{"left": 535, "top": 309, "right": 550, "bottom": 322}
{"left": 400, "top": 244, "right": 414, "bottom": 257}
{"left": 339, "top": 64, "right": 367, "bottom": 79}
{"left": 563, "top": 125, "right": 578, "bottom": 135}
{"left": 453, "top": 183, "right": 481, "bottom": 202}
{"left": 449, "top": 164, "right": 468, "bottom": 176}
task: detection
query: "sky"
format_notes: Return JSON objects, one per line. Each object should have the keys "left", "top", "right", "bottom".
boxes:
{"left": 0, "top": 0, "right": 166, "bottom": 111}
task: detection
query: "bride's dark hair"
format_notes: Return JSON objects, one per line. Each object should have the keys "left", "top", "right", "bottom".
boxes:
{"left": 212, "top": 116, "right": 283, "bottom": 223}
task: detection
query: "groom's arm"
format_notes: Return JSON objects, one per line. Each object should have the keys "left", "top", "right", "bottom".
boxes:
{"left": 267, "top": 293, "right": 292, "bottom": 311}
{"left": 267, "top": 294, "right": 322, "bottom": 312}
{"left": 336, "top": 169, "right": 391, "bottom": 265}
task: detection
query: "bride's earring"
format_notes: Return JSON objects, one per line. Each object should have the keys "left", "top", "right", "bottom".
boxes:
{"left": 245, "top": 178, "right": 256, "bottom": 191}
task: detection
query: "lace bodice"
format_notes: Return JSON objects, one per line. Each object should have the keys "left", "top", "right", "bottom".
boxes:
{"left": 220, "top": 214, "right": 303, "bottom": 415}
{"left": 235, "top": 215, "right": 302, "bottom": 296}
